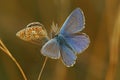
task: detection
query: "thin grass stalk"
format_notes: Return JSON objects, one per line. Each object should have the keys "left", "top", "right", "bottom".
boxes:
{"left": 37, "top": 37, "right": 50, "bottom": 80}
{"left": 38, "top": 57, "right": 48, "bottom": 80}
{"left": 0, "top": 39, "right": 27, "bottom": 80}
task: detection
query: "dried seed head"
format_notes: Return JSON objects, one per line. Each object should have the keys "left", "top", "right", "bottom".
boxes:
{"left": 16, "top": 22, "right": 48, "bottom": 42}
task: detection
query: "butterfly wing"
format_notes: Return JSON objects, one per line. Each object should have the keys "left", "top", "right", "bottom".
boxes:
{"left": 64, "top": 33, "right": 90, "bottom": 54}
{"left": 60, "top": 8, "right": 85, "bottom": 35}
{"left": 41, "top": 38, "right": 60, "bottom": 59}
{"left": 60, "top": 42, "right": 77, "bottom": 67}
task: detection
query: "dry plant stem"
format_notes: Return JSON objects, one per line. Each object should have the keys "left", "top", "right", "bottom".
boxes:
{"left": 105, "top": 6, "right": 120, "bottom": 80}
{"left": 37, "top": 36, "right": 49, "bottom": 80}
{"left": 0, "top": 40, "right": 27, "bottom": 80}
{"left": 38, "top": 57, "right": 48, "bottom": 80}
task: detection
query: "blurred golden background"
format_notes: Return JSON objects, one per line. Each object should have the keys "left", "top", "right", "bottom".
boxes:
{"left": 0, "top": 0, "right": 120, "bottom": 80}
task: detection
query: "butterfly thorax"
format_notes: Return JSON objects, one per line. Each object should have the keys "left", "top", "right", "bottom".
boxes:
{"left": 55, "top": 34, "right": 75, "bottom": 53}
{"left": 55, "top": 34, "right": 64, "bottom": 45}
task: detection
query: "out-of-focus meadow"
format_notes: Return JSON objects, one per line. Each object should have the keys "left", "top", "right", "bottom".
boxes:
{"left": 0, "top": 0, "right": 120, "bottom": 80}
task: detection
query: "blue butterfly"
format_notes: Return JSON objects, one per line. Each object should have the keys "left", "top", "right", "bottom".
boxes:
{"left": 41, "top": 8, "right": 90, "bottom": 67}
